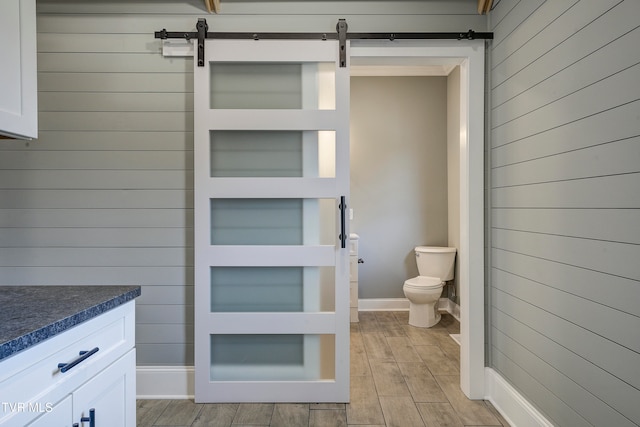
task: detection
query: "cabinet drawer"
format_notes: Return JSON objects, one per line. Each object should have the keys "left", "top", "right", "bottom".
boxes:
{"left": 0, "top": 302, "right": 134, "bottom": 426}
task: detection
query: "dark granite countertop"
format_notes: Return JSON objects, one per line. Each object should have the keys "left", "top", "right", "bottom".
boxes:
{"left": 0, "top": 285, "right": 141, "bottom": 361}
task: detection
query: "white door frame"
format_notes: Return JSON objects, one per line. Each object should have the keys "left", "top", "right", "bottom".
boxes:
{"left": 350, "top": 40, "right": 486, "bottom": 399}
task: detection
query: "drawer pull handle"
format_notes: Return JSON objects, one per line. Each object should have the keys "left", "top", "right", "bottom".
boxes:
{"left": 58, "top": 347, "right": 99, "bottom": 373}
{"left": 80, "top": 408, "right": 95, "bottom": 427}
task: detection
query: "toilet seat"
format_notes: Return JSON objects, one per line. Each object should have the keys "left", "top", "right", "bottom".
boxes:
{"left": 403, "top": 276, "right": 443, "bottom": 289}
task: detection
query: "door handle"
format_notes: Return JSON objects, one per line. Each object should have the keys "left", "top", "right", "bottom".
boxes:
{"left": 339, "top": 196, "right": 347, "bottom": 249}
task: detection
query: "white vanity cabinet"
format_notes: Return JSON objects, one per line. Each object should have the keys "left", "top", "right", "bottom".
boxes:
{"left": 0, "top": 0, "right": 38, "bottom": 139}
{"left": 0, "top": 301, "right": 136, "bottom": 427}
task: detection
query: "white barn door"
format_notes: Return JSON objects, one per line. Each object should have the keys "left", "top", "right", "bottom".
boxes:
{"left": 193, "top": 38, "right": 350, "bottom": 402}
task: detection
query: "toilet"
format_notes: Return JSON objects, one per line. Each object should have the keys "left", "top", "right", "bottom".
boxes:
{"left": 403, "top": 246, "right": 457, "bottom": 328}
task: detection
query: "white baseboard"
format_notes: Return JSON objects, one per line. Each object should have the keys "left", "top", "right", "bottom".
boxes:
{"left": 441, "top": 298, "right": 460, "bottom": 321}
{"left": 137, "top": 366, "right": 194, "bottom": 399}
{"left": 358, "top": 297, "right": 460, "bottom": 321}
{"left": 358, "top": 297, "right": 409, "bottom": 311}
{"left": 485, "top": 368, "right": 554, "bottom": 427}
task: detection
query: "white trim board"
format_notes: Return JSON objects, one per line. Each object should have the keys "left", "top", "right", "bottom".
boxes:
{"left": 358, "top": 297, "right": 409, "bottom": 311}
{"left": 359, "top": 297, "right": 460, "bottom": 322}
{"left": 137, "top": 366, "right": 194, "bottom": 399}
{"left": 485, "top": 368, "right": 554, "bottom": 427}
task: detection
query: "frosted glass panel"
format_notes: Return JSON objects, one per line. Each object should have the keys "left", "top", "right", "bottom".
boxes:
{"left": 213, "top": 334, "right": 303, "bottom": 365}
{"left": 211, "top": 267, "right": 302, "bottom": 312}
{"left": 210, "top": 198, "right": 337, "bottom": 245}
{"left": 210, "top": 266, "right": 336, "bottom": 312}
{"left": 210, "top": 62, "right": 335, "bottom": 110}
{"left": 210, "top": 131, "right": 301, "bottom": 177}
{"left": 210, "top": 334, "right": 335, "bottom": 381}
{"left": 211, "top": 63, "right": 301, "bottom": 109}
{"left": 211, "top": 199, "right": 302, "bottom": 245}
{"left": 210, "top": 130, "right": 336, "bottom": 178}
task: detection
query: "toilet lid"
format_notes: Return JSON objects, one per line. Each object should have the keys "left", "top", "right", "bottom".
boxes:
{"left": 404, "top": 276, "right": 443, "bottom": 289}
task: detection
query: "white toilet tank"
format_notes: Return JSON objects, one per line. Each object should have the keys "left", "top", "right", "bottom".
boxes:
{"left": 415, "top": 246, "right": 457, "bottom": 281}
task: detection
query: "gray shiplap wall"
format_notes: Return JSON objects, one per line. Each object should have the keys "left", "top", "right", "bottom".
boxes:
{"left": 0, "top": 0, "right": 483, "bottom": 366}
{"left": 488, "top": 0, "right": 640, "bottom": 425}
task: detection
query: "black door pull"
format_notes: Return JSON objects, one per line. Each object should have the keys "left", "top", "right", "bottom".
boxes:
{"left": 339, "top": 196, "right": 347, "bottom": 249}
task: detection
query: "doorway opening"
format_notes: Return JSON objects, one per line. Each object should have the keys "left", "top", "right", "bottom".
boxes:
{"left": 349, "top": 40, "right": 486, "bottom": 399}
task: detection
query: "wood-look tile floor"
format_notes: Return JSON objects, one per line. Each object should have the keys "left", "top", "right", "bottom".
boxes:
{"left": 137, "top": 311, "right": 510, "bottom": 427}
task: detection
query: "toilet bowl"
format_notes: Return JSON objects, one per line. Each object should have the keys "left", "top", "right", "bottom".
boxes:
{"left": 403, "top": 276, "right": 444, "bottom": 328}
{"left": 403, "top": 246, "right": 456, "bottom": 328}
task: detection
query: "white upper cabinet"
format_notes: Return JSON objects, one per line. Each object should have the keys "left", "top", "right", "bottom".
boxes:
{"left": 0, "top": 0, "right": 37, "bottom": 139}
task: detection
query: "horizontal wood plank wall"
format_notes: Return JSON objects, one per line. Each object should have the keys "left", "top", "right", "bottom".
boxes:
{"left": 488, "top": 0, "right": 640, "bottom": 425}
{"left": 0, "top": 0, "right": 483, "bottom": 367}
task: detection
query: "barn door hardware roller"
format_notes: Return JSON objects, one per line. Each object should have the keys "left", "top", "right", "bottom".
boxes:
{"left": 155, "top": 18, "right": 209, "bottom": 67}
{"left": 196, "top": 18, "right": 208, "bottom": 66}
{"left": 154, "top": 19, "right": 493, "bottom": 68}
{"left": 337, "top": 19, "right": 348, "bottom": 67}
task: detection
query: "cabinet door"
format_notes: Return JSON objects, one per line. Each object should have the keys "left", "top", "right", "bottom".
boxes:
{"left": 26, "top": 396, "right": 73, "bottom": 427}
{"left": 72, "top": 350, "right": 136, "bottom": 427}
{"left": 0, "top": 0, "right": 38, "bottom": 139}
